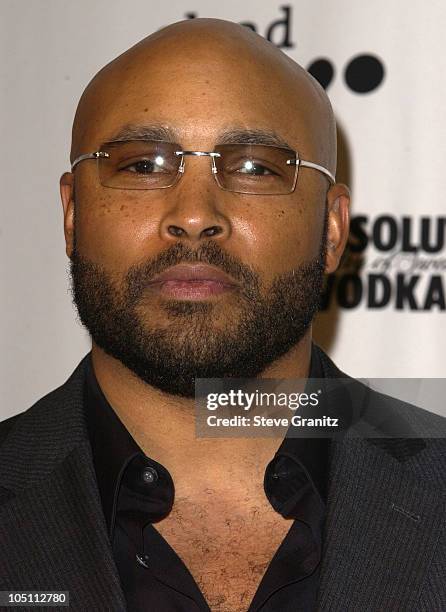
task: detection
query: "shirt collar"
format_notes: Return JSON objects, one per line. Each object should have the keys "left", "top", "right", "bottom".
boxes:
{"left": 275, "top": 343, "right": 330, "bottom": 505}
{"left": 84, "top": 358, "right": 141, "bottom": 535}
{"left": 84, "top": 344, "right": 330, "bottom": 536}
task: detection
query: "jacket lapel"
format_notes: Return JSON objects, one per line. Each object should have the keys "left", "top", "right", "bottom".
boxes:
{"left": 0, "top": 357, "right": 126, "bottom": 610}
{"left": 314, "top": 345, "right": 445, "bottom": 610}
{"left": 317, "top": 434, "right": 444, "bottom": 611}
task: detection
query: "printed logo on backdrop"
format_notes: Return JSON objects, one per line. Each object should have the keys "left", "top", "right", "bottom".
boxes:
{"left": 321, "top": 216, "right": 446, "bottom": 311}
{"left": 185, "top": 6, "right": 385, "bottom": 94}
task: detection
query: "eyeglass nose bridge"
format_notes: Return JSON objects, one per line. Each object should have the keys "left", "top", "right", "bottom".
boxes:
{"left": 174, "top": 150, "right": 222, "bottom": 175}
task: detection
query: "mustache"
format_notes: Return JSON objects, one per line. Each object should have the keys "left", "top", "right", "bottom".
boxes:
{"left": 125, "top": 241, "right": 260, "bottom": 302}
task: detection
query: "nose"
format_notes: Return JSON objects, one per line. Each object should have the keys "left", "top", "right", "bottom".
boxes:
{"left": 159, "top": 156, "right": 231, "bottom": 244}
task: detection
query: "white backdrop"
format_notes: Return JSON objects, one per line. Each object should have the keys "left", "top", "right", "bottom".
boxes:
{"left": 1, "top": 0, "right": 445, "bottom": 419}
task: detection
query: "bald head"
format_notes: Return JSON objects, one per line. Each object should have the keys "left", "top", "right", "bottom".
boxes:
{"left": 71, "top": 18, "right": 336, "bottom": 174}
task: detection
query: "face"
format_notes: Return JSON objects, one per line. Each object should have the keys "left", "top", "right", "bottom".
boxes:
{"left": 61, "top": 31, "right": 348, "bottom": 397}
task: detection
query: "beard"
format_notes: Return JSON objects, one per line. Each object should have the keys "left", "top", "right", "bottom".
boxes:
{"left": 70, "top": 217, "right": 327, "bottom": 398}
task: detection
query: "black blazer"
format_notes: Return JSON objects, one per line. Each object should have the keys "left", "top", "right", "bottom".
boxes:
{"left": 1, "top": 350, "right": 445, "bottom": 611}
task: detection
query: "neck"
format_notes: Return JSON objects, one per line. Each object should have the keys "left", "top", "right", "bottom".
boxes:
{"left": 90, "top": 332, "right": 313, "bottom": 495}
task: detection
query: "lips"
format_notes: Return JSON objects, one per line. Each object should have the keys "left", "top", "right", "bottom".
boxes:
{"left": 148, "top": 264, "right": 238, "bottom": 287}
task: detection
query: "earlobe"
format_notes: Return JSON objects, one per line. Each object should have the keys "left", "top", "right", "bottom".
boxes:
{"left": 324, "top": 183, "right": 350, "bottom": 274}
{"left": 60, "top": 172, "right": 75, "bottom": 259}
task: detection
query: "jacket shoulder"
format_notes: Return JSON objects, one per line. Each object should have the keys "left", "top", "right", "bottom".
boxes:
{"left": 314, "top": 344, "right": 446, "bottom": 434}
{"left": 0, "top": 354, "right": 91, "bottom": 453}
{"left": 0, "top": 413, "right": 23, "bottom": 447}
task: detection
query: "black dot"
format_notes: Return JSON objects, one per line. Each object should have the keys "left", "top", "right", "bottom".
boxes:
{"left": 307, "top": 59, "right": 335, "bottom": 90}
{"left": 344, "top": 54, "right": 385, "bottom": 93}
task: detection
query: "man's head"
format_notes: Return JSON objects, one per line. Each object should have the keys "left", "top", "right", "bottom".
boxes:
{"left": 60, "top": 18, "right": 349, "bottom": 397}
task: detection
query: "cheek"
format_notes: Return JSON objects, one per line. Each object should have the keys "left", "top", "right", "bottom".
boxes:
{"left": 233, "top": 197, "right": 324, "bottom": 282}
{"left": 74, "top": 188, "right": 162, "bottom": 272}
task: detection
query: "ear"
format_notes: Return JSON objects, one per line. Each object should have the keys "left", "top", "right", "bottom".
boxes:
{"left": 324, "top": 183, "right": 350, "bottom": 274}
{"left": 60, "top": 172, "right": 75, "bottom": 259}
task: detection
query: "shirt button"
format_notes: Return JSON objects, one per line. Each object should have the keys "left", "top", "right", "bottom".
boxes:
{"left": 136, "top": 553, "right": 150, "bottom": 568}
{"left": 141, "top": 466, "right": 158, "bottom": 484}
{"left": 272, "top": 470, "right": 289, "bottom": 479}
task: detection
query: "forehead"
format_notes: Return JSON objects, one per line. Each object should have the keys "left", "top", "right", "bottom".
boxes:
{"left": 73, "top": 34, "right": 328, "bottom": 161}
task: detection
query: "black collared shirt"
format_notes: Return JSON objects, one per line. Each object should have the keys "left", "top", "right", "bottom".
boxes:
{"left": 84, "top": 347, "right": 330, "bottom": 611}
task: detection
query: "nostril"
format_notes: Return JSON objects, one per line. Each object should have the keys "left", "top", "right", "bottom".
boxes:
{"left": 202, "top": 226, "right": 222, "bottom": 237}
{"left": 168, "top": 225, "right": 185, "bottom": 237}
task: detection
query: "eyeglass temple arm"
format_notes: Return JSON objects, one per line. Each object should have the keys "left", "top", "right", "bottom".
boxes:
{"left": 300, "top": 160, "right": 336, "bottom": 184}
{"left": 301, "top": 160, "right": 335, "bottom": 184}
{"left": 288, "top": 158, "right": 335, "bottom": 184}
{"left": 71, "top": 151, "right": 109, "bottom": 172}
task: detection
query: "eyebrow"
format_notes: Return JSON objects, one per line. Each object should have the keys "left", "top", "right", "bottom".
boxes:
{"left": 217, "top": 128, "right": 293, "bottom": 149}
{"left": 103, "top": 124, "right": 294, "bottom": 150}
{"left": 104, "top": 124, "right": 178, "bottom": 144}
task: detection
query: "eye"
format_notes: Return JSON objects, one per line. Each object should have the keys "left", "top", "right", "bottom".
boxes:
{"left": 235, "top": 159, "right": 278, "bottom": 176}
{"left": 120, "top": 155, "right": 168, "bottom": 174}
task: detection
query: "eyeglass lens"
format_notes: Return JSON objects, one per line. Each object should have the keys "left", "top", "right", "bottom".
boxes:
{"left": 97, "top": 140, "right": 298, "bottom": 195}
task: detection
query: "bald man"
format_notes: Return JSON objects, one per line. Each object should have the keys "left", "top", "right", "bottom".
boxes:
{"left": 1, "top": 18, "right": 446, "bottom": 612}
